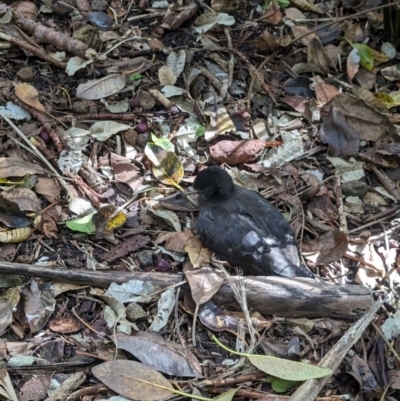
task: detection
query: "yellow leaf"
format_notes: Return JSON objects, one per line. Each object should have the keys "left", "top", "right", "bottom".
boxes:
{"left": 145, "top": 143, "right": 183, "bottom": 190}
{"left": 92, "top": 204, "right": 127, "bottom": 239}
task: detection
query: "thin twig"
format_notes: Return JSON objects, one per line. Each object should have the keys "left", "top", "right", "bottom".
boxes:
{"left": 0, "top": 113, "right": 74, "bottom": 199}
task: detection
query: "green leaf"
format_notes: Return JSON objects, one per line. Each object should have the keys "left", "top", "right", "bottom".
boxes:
{"left": 196, "top": 124, "right": 206, "bottom": 139}
{"left": 277, "top": 0, "right": 290, "bottom": 7}
{"left": 266, "top": 376, "right": 296, "bottom": 393}
{"left": 350, "top": 43, "right": 374, "bottom": 71}
{"left": 66, "top": 213, "right": 96, "bottom": 234}
{"left": 248, "top": 355, "right": 332, "bottom": 381}
{"left": 262, "top": 0, "right": 289, "bottom": 9}
{"left": 151, "top": 134, "right": 175, "bottom": 152}
{"left": 129, "top": 73, "right": 142, "bottom": 81}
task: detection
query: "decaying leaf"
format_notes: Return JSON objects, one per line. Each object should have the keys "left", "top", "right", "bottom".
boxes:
{"left": 113, "top": 332, "right": 202, "bottom": 377}
{"left": 184, "top": 234, "right": 211, "bottom": 268}
{"left": 0, "top": 157, "right": 45, "bottom": 178}
{"left": 204, "top": 107, "right": 236, "bottom": 141}
{"left": 15, "top": 84, "right": 46, "bottom": 112}
{"left": 0, "top": 215, "right": 42, "bottom": 243}
{"left": 145, "top": 143, "right": 184, "bottom": 190}
{"left": 92, "top": 360, "right": 173, "bottom": 401}
{"left": 158, "top": 65, "right": 177, "bottom": 86}
{"left": 76, "top": 74, "right": 126, "bottom": 100}
{"left": 301, "top": 229, "right": 349, "bottom": 266}
{"left": 319, "top": 107, "right": 360, "bottom": 157}
{"left": 90, "top": 121, "right": 131, "bottom": 142}
{"left": 308, "top": 192, "right": 339, "bottom": 223}
{"left": 185, "top": 266, "right": 225, "bottom": 305}
{"left": 156, "top": 231, "right": 192, "bottom": 253}
{"left": 210, "top": 139, "right": 266, "bottom": 165}
{"left": 91, "top": 204, "right": 127, "bottom": 239}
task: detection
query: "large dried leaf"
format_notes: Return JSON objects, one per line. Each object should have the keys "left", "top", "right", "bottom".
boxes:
{"left": 76, "top": 74, "right": 126, "bottom": 100}
{"left": 185, "top": 266, "right": 225, "bottom": 305}
{"left": 92, "top": 360, "right": 173, "bottom": 401}
{"left": 301, "top": 229, "right": 349, "bottom": 266}
{"left": 90, "top": 121, "right": 131, "bottom": 142}
{"left": 113, "top": 332, "right": 202, "bottom": 377}
{"left": 158, "top": 66, "right": 177, "bottom": 86}
{"left": 0, "top": 157, "right": 45, "bottom": 178}
{"left": 110, "top": 153, "right": 143, "bottom": 192}
{"left": 319, "top": 107, "right": 360, "bottom": 157}
{"left": 144, "top": 143, "right": 183, "bottom": 189}
{"left": 14, "top": 84, "right": 45, "bottom": 112}
{"left": 321, "top": 93, "right": 394, "bottom": 141}
{"left": 2, "top": 188, "right": 41, "bottom": 213}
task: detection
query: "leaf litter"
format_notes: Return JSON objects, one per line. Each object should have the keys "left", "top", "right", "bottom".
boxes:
{"left": 1, "top": 0, "right": 400, "bottom": 399}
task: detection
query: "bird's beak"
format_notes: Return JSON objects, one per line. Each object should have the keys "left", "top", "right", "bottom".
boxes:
{"left": 181, "top": 187, "right": 200, "bottom": 206}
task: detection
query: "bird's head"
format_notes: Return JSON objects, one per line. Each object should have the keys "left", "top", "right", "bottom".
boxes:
{"left": 193, "top": 166, "right": 234, "bottom": 200}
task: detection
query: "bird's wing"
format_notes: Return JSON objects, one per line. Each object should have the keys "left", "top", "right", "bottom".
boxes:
{"left": 196, "top": 205, "right": 301, "bottom": 277}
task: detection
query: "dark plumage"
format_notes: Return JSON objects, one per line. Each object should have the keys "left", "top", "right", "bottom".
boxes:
{"left": 193, "top": 166, "right": 314, "bottom": 278}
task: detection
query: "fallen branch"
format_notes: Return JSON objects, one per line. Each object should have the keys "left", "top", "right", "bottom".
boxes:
{"left": 0, "top": 5, "right": 89, "bottom": 59}
{"left": 0, "top": 261, "right": 372, "bottom": 319}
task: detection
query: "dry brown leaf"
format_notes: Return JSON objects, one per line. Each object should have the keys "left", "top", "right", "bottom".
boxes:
{"left": 321, "top": 92, "right": 395, "bottom": 141}
{"left": 0, "top": 157, "right": 45, "bottom": 178}
{"left": 184, "top": 234, "right": 211, "bottom": 268}
{"left": 307, "top": 38, "right": 329, "bottom": 73}
{"left": 113, "top": 332, "right": 202, "bottom": 377}
{"left": 92, "top": 360, "right": 173, "bottom": 401}
{"left": 290, "top": 25, "right": 316, "bottom": 46}
{"left": 210, "top": 139, "right": 265, "bottom": 165}
{"left": 185, "top": 266, "right": 225, "bottom": 305}
{"left": 76, "top": 74, "right": 126, "bottom": 100}
{"left": 156, "top": 231, "right": 192, "bottom": 253}
{"left": 110, "top": 153, "right": 143, "bottom": 192}
{"left": 15, "top": 84, "right": 45, "bottom": 112}
{"left": 301, "top": 229, "right": 349, "bottom": 266}
{"left": 319, "top": 106, "right": 360, "bottom": 157}
{"left": 34, "top": 177, "right": 61, "bottom": 203}
{"left": 352, "top": 87, "right": 387, "bottom": 112}
{"left": 2, "top": 188, "right": 41, "bottom": 213}
{"left": 257, "top": 30, "right": 281, "bottom": 53}
{"left": 259, "top": 1, "right": 282, "bottom": 24}
{"left": 308, "top": 192, "right": 339, "bottom": 223}
{"left": 158, "top": 65, "right": 177, "bottom": 86}
{"left": 314, "top": 82, "right": 339, "bottom": 107}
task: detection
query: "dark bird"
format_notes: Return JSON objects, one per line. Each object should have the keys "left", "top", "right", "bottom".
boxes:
{"left": 193, "top": 166, "right": 314, "bottom": 278}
